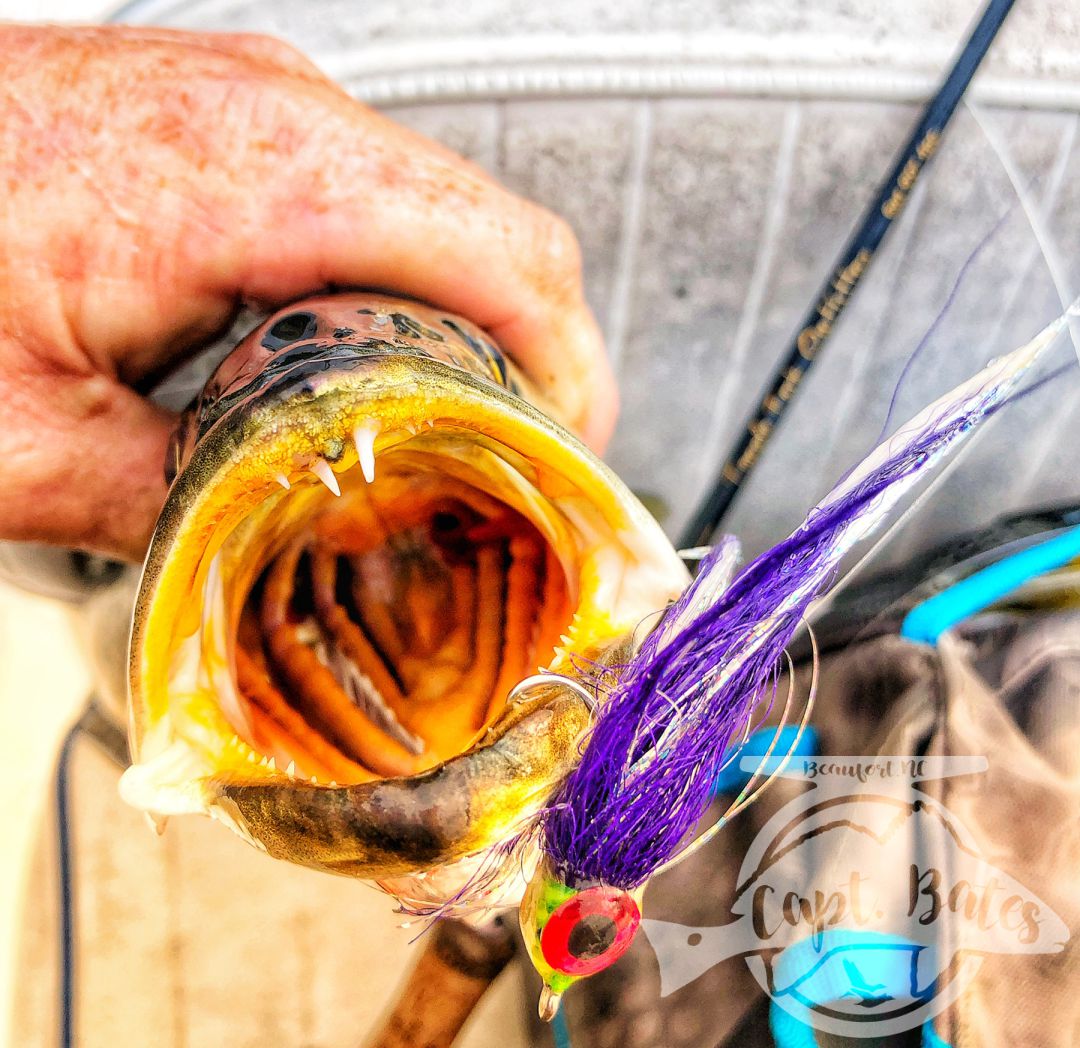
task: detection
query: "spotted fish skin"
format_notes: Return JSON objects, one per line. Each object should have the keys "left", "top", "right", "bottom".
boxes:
{"left": 167, "top": 295, "right": 522, "bottom": 485}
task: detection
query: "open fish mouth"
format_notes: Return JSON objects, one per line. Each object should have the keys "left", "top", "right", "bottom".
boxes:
{"left": 122, "top": 294, "right": 687, "bottom": 885}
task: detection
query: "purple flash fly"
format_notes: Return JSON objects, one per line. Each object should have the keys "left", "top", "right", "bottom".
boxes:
{"left": 540, "top": 311, "right": 1071, "bottom": 891}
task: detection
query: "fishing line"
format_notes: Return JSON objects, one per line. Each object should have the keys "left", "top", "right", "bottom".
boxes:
{"left": 965, "top": 103, "right": 1080, "bottom": 361}
{"left": 826, "top": 185, "right": 1025, "bottom": 497}
{"left": 868, "top": 104, "right": 1073, "bottom": 454}
{"left": 872, "top": 195, "right": 1021, "bottom": 446}
{"left": 806, "top": 299, "right": 1080, "bottom": 628}
{"left": 965, "top": 102, "right": 1080, "bottom": 505}
{"left": 679, "top": 0, "right": 1018, "bottom": 548}
{"left": 805, "top": 97, "right": 1080, "bottom": 624}
{"left": 801, "top": 99, "right": 1080, "bottom": 619}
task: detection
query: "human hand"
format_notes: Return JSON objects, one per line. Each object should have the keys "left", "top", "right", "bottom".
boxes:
{"left": 0, "top": 25, "right": 615, "bottom": 561}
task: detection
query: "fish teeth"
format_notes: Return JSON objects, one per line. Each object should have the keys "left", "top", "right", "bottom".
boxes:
{"left": 247, "top": 751, "right": 258, "bottom": 764}
{"left": 266, "top": 757, "right": 276, "bottom": 770}
{"left": 311, "top": 458, "right": 341, "bottom": 496}
{"left": 328, "top": 780, "right": 338, "bottom": 787}
{"left": 286, "top": 761, "right": 296, "bottom": 778}
{"left": 273, "top": 473, "right": 291, "bottom": 490}
{"left": 353, "top": 424, "right": 378, "bottom": 483}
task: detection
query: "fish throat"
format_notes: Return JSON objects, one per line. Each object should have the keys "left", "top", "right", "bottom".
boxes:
{"left": 212, "top": 422, "right": 576, "bottom": 784}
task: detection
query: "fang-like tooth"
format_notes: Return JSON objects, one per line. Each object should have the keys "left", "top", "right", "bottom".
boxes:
{"left": 273, "top": 473, "right": 291, "bottom": 490}
{"left": 247, "top": 751, "right": 258, "bottom": 764}
{"left": 259, "top": 756, "right": 269, "bottom": 767}
{"left": 311, "top": 458, "right": 341, "bottom": 496}
{"left": 286, "top": 761, "right": 296, "bottom": 777}
{"left": 329, "top": 780, "right": 338, "bottom": 787}
{"left": 353, "top": 424, "right": 377, "bottom": 483}
{"left": 267, "top": 757, "right": 276, "bottom": 770}
{"left": 310, "top": 775, "right": 318, "bottom": 784}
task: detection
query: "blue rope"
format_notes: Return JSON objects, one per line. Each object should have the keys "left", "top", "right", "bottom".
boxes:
{"left": 901, "top": 525, "right": 1080, "bottom": 645}
{"left": 767, "top": 930, "right": 951, "bottom": 1048}
{"left": 551, "top": 1006, "right": 573, "bottom": 1048}
{"left": 713, "top": 725, "right": 820, "bottom": 796}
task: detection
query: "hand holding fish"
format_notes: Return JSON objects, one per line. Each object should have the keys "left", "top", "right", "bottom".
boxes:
{"left": 0, "top": 24, "right": 615, "bottom": 561}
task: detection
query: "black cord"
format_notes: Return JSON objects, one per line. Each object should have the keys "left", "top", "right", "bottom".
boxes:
{"left": 678, "top": 0, "right": 1018, "bottom": 549}
{"left": 56, "top": 721, "right": 81, "bottom": 1048}
{"left": 52, "top": 696, "right": 128, "bottom": 1048}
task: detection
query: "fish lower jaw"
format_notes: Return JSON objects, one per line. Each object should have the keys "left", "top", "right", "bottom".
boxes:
{"left": 118, "top": 724, "right": 356, "bottom": 817}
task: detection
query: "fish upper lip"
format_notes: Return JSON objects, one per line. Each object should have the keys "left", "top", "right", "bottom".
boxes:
{"left": 192, "top": 338, "right": 518, "bottom": 451}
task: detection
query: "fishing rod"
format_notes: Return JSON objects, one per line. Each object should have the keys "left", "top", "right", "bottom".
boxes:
{"left": 679, "top": 0, "right": 1018, "bottom": 550}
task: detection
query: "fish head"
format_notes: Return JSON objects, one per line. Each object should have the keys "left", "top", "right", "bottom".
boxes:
{"left": 518, "top": 857, "right": 645, "bottom": 1019}
{"left": 122, "top": 292, "right": 688, "bottom": 897}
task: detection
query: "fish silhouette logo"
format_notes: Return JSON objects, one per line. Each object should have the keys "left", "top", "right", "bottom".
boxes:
{"left": 642, "top": 757, "right": 1069, "bottom": 1039}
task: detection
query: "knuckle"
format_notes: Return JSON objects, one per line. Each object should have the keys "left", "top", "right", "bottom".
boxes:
{"left": 543, "top": 210, "right": 584, "bottom": 275}
{"left": 521, "top": 204, "right": 584, "bottom": 300}
{"left": 223, "top": 32, "right": 324, "bottom": 78}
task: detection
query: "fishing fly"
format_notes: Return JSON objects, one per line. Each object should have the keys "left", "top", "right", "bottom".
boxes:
{"left": 516, "top": 300, "right": 1079, "bottom": 1017}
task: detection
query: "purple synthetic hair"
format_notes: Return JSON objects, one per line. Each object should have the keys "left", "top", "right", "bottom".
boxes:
{"left": 540, "top": 320, "right": 1063, "bottom": 890}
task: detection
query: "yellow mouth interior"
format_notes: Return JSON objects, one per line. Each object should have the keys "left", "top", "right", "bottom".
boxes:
{"left": 179, "top": 421, "right": 600, "bottom": 790}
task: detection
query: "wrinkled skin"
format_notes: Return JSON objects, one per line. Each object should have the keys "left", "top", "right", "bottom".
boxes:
{"left": 0, "top": 25, "right": 615, "bottom": 561}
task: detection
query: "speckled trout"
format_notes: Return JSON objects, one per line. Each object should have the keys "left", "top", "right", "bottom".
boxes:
{"left": 121, "top": 292, "right": 688, "bottom": 913}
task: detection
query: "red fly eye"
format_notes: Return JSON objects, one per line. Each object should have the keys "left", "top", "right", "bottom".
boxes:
{"left": 540, "top": 886, "right": 641, "bottom": 976}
